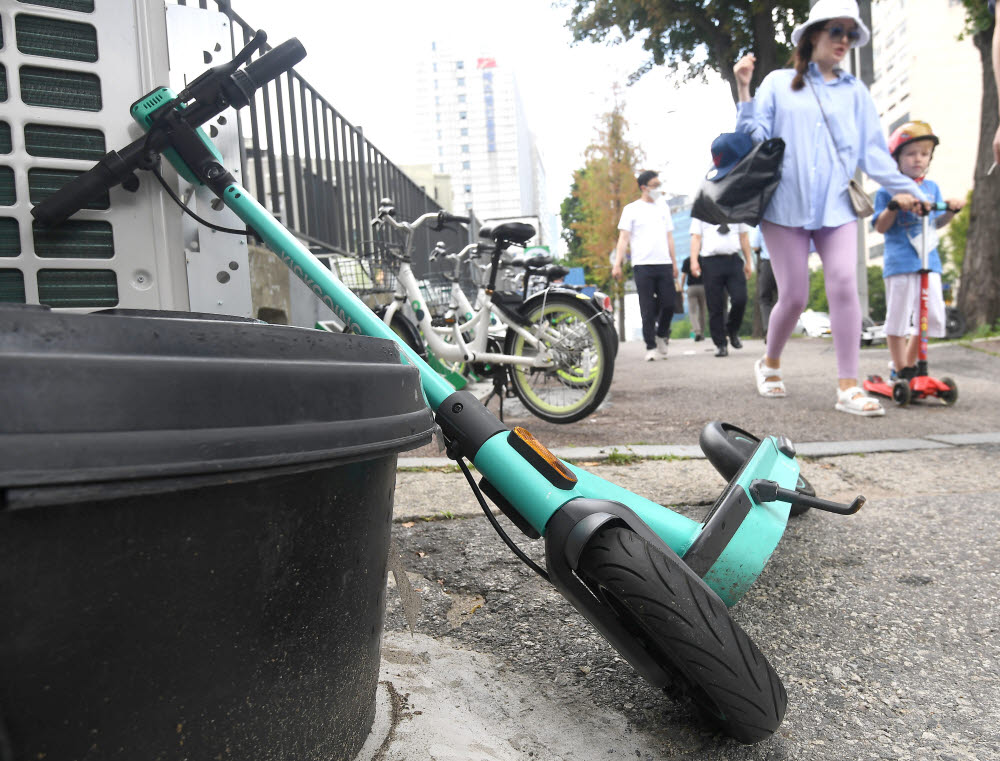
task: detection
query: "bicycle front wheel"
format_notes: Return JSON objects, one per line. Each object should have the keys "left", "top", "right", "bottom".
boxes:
{"left": 577, "top": 526, "right": 787, "bottom": 744}
{"left": 503, "top": 292, "right": 614, "bottom": 424}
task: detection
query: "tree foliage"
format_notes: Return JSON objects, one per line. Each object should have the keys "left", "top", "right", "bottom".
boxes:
{"left": 561, "top": 0, "right": 810, "bottom": 99}
{"left": 559, "top": 176, "right": 586, "bottom": 265}
{"left": 567, "top": 100, "right": 644, "bottom": 337}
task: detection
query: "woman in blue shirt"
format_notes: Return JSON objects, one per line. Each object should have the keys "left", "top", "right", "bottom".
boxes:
{"left": 734, "top": 0, "right": 928, "bottom": 416}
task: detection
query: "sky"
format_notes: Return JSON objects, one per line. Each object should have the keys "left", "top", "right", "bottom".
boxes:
{"left": 228, "top": 0, "right": 737, "bottom": 216}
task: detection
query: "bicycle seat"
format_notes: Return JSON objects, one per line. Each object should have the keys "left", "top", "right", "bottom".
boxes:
{"left": 524, "top": 253, "right": 553, "bottom": 268}
{"left": 485, "top": 222, "right": 536, "bottom": 245}
{"left": 543, "top": 264, "right": 570, "bottom": 280}
{"left": 506, "top": 256, "right": 526, "bottom": 268}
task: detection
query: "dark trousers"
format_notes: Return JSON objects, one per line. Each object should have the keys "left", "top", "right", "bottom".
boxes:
{"left": 701, "top": 254, "right": 747, "bottom": 348}
{"left": 633, "top": 264, "right": 675, "bottom": 349}
{"left": 756, "top": 256, "right": 777, "bottom": 332}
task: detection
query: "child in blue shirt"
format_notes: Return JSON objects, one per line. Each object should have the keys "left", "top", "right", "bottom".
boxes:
{"left": 872, "top": 121, "right": 965, "bottom": 379}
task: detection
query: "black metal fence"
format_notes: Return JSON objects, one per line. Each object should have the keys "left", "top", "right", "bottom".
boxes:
{"left": 174, "top": 0, "right": 475, "bottom": 278}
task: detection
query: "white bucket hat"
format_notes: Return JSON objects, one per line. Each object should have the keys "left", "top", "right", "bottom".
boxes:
{"left": 790, "top": 0, "right": 871, "bottom": 48}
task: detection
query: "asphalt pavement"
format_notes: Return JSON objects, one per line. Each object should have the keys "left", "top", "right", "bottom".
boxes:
{"left": 362, "top": 335, "right": 1000, "bottom": 761}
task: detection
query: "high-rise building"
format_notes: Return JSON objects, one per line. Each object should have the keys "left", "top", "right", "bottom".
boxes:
{"left": 414, "top": 42, "right": 557, "bottom": 247}
{"left": 866, "top": 0, "right": 980, "bottom": 264}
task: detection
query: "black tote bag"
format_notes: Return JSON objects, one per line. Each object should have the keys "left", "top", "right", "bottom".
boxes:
{"left": 691, "top": 137, "right": 785, "bottom": 226}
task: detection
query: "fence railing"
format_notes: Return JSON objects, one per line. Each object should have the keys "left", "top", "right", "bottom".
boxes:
{"left": 174, "top": 0, "right": 476, "bottom": 279}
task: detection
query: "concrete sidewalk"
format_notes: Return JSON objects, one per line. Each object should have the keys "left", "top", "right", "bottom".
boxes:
{"left": 366, "top": 441, "right": 1000, "bottom": 760}
{"left": 358, "top": 337, "right": 1000, "bottom": 760}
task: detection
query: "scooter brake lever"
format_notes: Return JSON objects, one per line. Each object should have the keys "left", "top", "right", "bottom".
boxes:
{"left": 749, "top": 479, "right": 866, "bottom": 515}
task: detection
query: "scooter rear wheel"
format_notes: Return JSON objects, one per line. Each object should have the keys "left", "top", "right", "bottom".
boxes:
{"left": 892, "top": 380, "right": 912, "bottom": 406}
{"left": 939, "top": 377, "right": 958, "bottom": 406}
{"left": 577, "top": 525, "right": 787, "bottom": 744}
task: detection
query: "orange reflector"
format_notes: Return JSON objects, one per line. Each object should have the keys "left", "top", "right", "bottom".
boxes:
{"left": 509, "top": 427, "right": 578, "bottom": 489}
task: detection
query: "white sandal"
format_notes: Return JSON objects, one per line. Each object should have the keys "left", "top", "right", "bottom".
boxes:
{"left": 835, "top": 386, "right": 885, "bottom": 417}
{"left": 754, "top": 357, "right": 786, "bottom": 398}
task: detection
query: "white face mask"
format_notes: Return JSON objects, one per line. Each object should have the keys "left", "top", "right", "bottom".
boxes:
{"left": 648, "top": 187, "right": 665, "bottom": 201}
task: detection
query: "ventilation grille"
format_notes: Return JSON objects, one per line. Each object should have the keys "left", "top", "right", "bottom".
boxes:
{"left": 20, "top": 65, "right": 102, "bottom": 111}
{"left": 16, "top": 15, "right": 99, "bottom": 63}
{"left": 0, "top": 167, "right": 14, "bottom": 206}
{"left": 0, "top": 218, "right": 20, "bottom": 257}
{"left": 33, "top": 220, "right": 114, "bottom": 259}
{"left": 17, "top": 0, "right": 96, "bottom": 12}
{"left": 5, "top": 2, "right": 122, "bottom": 307}
{"left": 25, "top": 123, "right": 105, "bottom": 160}
{"left": 0, "top": 269, "right": 26, "bottom": 303}
{"left": 38, "top": 269, "right": 117, "bottom": 307}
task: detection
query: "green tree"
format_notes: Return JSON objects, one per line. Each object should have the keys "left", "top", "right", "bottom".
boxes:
{"left": 570, "top": 99, "right": 644, "bottom": 339}
{"left": 957, "top": 1, "right": 1000, "bottom": 329}
{"left": 559, "top": 175, "right": 586, "bottom": 266}
{"left": 562, "top": 0, "right": 810, "bottom": 100}
{"left": 939, "top": 189, "right": 973, "bottom": 283}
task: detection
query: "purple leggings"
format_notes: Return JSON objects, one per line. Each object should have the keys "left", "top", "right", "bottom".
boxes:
{"left": 760, "top": 220, "right": 861, "bottom": 380}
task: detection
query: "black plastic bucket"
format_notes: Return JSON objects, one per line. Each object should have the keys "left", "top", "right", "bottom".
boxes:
{"left": 0, "top": 305, "right": 435, "bottom": 760}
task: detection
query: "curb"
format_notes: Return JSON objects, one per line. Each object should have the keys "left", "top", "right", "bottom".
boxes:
{"left": 398, "top": 431, "right": 1000, "bottom": 469}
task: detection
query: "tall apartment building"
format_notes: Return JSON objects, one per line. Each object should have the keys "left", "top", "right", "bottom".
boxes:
{"left": 414, "top": 42, "right": 557, "bottom": 248}
{"left": 866, "top": 0, "right": 980, "bottom": 263}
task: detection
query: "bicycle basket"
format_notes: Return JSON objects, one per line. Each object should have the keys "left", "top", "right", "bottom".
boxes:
{"left": 417, "top": 274, "right": 453, "bottom": 317}
{"left": 331, "top": 248, "right": 398, "bottom": 302}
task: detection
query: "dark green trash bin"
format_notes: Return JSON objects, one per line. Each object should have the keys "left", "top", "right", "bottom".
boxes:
{"left": 0, "top": 305, "right": 435, "bottom": 760}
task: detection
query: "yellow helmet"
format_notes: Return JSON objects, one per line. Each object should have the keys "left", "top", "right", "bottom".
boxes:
{"left": 888, "top": 121, "right": 939, "bottom": 159}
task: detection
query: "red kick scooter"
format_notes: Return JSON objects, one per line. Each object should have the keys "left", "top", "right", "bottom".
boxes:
{"left": 864, "top": 203, "right": 958, "bottom": 406}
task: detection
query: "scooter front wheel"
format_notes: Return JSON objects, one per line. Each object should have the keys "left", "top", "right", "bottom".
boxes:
{"left": 577, "top": 525, "right": 787, "bottom": 744}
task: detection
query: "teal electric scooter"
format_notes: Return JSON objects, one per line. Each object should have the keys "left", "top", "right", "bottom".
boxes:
{"left": 30, "top": 32, "right": 865, "bottom": 744}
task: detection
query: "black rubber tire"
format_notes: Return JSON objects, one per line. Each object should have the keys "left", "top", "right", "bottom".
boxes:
{"left": 945, "top": 307, "right": 966, "bottom": 340}
{"left": 577, "top": 526, "right": 787, "bottom": 744}
{"left": 939, "top": 377, "right": 958, "bottom": 406}
{"left": 892, "top": 379, "right": 912, "bottom": 406}
{"left": 504, "top": 292, "right": 615, "bottom": 424}
{"left": 700, "top": 422, "right": 813, "bottom": 516}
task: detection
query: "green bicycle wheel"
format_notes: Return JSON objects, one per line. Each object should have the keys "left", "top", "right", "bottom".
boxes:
{"left": 503, "top": 292, "right": 614, "bottom": 423}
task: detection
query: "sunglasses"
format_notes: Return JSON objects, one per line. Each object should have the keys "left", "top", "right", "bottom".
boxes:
{"left": 825, "top": 24, "right": 862, "bottom": 42}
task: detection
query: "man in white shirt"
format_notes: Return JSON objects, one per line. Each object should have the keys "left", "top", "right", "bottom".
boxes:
{"left": 613, "top": 170, "right": 679, "bottom": 361}
{"left": 689, "top": 219, "right": 753, "bottom": 357}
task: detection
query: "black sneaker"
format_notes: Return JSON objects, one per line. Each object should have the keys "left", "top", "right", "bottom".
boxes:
{"left": 715, "top": 344, "right": 728, "bottom": 357}
{"left": 694, "top": 333, "right": 704, "bottom": 342}
{"left": 729, "top": 333, "right": 743, "bottom": 349}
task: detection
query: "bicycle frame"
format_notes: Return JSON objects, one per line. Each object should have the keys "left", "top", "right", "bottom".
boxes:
{"left": 383, "top": 263, "right": 542, "bottom": 368}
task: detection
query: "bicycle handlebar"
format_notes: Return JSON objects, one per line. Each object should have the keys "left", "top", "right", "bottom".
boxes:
{"left": 431, "top": 210, "right": 471, "bottom": 230}
{"left": 32, "top": 35, "right": 306, "bottom": 226}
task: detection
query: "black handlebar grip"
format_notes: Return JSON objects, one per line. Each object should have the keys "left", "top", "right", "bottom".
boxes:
{"left": 432, "top": 211, "right": 471, "bottom": 229}
{"left": 243, "top": 38, "right": 307, "bottom": 89}
{"left": 227, "top": 39, "right": 306, "bottom": 108}
{"left": 31, "top": 158, "right": 120, "bottom": 226}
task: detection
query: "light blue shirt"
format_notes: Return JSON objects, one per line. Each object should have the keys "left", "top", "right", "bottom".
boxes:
{"left": 873, "top": 180, "right": 945, "bottom": 277}
{"left": 736, "top": 64, "right": 927, "bottom": 231}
